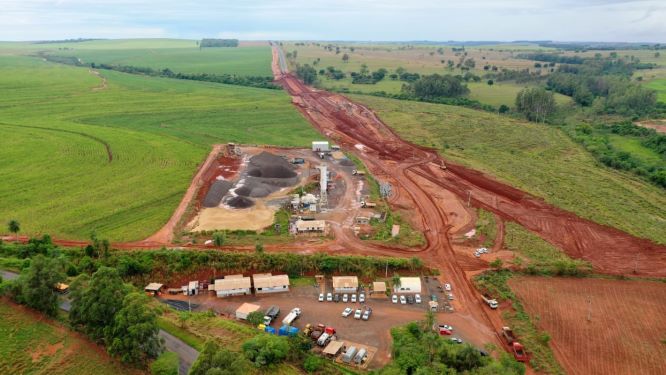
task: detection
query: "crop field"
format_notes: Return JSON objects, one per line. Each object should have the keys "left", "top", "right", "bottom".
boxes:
{"left": 0, "top": 301, "right": 140, "bottom": 375}
{"left": 284, "top": 42, "right": 569, "bottom": 106}
{"left": 509, "top": 277, "right": 666, "bottom": 375}
{"left": 350, "top": 94, "right": 666, "bottom": 244}
{"left": 645, "top": 78, "right": 666, "bottom": 102}
{"left": 49, "top": 45, "right": 273, "bottom": 76}
{"left": 0, "top": 55, "right": 318, "bottom": 241}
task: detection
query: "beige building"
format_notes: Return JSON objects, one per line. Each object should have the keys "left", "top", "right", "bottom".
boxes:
{"left": 213, "top": 274, "right": 251, "bottom": 297}
{"left": 332, "top": 276, "right": 359, "bottom": 293}
{"left": 394, "top": 277, "right": 422, "bottom": 294}
{"left": 252, "top": 273, "right": 290, "bottom": 294}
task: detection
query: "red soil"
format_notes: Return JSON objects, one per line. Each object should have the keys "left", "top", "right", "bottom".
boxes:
{"left": 510, "top": 277, "right": 666, "bottom": 375}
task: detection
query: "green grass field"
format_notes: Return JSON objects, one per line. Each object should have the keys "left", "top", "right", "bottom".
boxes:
{"left": 645, "top": 78, "right": 666, "bottom": 102}
{"left": 0, "top": 301, "right": 140, "bottom": 375}
{"left": 0, "top": 55, "right": 318, "bottom": 241}
{"left": 350, "top": 94, "right": 666, "bottom": 244}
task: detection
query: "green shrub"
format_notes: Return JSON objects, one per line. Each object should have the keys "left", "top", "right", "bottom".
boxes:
{"left": 150, "top": 351, "right": 178, "bottom": 375}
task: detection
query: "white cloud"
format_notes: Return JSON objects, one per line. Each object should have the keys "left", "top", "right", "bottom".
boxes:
{"left": 0, "top": 0, "right": 663, "bottom": 42}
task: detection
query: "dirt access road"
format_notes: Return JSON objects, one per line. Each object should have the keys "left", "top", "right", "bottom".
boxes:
{"left": 271, "top": 45, "right": 666, "bottom": 278}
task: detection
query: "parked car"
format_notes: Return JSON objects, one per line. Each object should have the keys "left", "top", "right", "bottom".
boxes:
{"left": 444, "top": 283, "right": 451, "bottom": 291}
{"left": 392, "top": 295, "right": 398, "bottom": 304}
{"left": 450, "top": 337, "right": 463, "bottom": 344}
{"left": 351, "top": 294, "right": 357, "bottom": 303}
{"left": 407, "top": 295, "right": 415, "bottom": 304}
{"left": 362, "top": 308, "right": 372, "bottom": 321}
{"left": 400, "top": 295, "right": 407, "bottom": 305}
{"left": 447, "top": 293, "right": 454, "bottom": 301}
{"left": 415, "top": 294, "right": 422, "bottom": 304}
{"left": 334, "top": 294, "right": 340, "bottom": 302}
{"left": 342, "top": 307, "right": 353, "bottom": 317}
{"left": 430, "top": 294, "right": 438, "bottom": 302}
{"left": 343, "top": 294, "right": 349, "bottom": 303}
{"left": 327, "top": 293, "right": 333, "bottom": 302}
{"left": 354, "top": 309, "right": 362, "bottom": 319}
{"left": 359, "top": 293, "right": 365, "bottom": 303}
{"left": 438, "top": 324, "right": 453, "bottom": 335}
{"left": 318, "top": 293, "right": 324, "bottom": 302}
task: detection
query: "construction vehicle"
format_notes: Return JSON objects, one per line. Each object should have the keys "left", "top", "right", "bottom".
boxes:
{"left": 263, "top": 305, "right": 280, "bottom": 325}
{"left": 282, "top": 307, "right": 301, "bottom": 326}
{"left": 352, "top": 169, "right": 365, "bottom": 176}
{"left": 439, "top": 161, "right": 447, "bottom": 170}
{"left": 361, "top": 201, "right": 376, "bottom": 208}
{"left": 310, "top": 323, "right": 326, "bottom": 340}
{"left": 501, "top": 327, "right": 517, "bottom": 345}
{"left": 303, "top": 323, "right": 313, "bottom": 336}
{"left": 500, "top": 327, "right": 530, "bottom": 362}
{"left": 482, "top": 294, "right": 499, "bottom": 309}
{"left": 291, "top": 158, "right": 305, "bottom": 164}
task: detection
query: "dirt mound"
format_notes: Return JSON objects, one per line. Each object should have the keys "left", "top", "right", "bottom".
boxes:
{"left": 247, "top": 152, "right": 297, "bottom": 179}
{"left": 203, "top": 180, "right": 233, "bottom": 207}
{"left": 224, "top": 195, "right": 255, "bottom": 208}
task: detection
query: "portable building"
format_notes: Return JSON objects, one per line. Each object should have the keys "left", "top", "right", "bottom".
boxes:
{"left": 253, "top": 273, "right": 290, "bottom": 294}
{"left": 312, "top": 141, "right": 330, "bottom": 152}
{"left": 342, "top": 346, "right": 358, "bottom": 363}
{"left": 394, "top": 277, "right": 422, "bottom": 294}
{"left": 323, "top": 340, "right": 344, "bottom": 357}
{"left": 185, "top": 281, "right": 199, "bottom": 296}
{"left": 144, "top": 283, "right": 163, "bottom": 296}
{"left": 332, "top": 276, "right": 359, "bottom": 293}
{"left": 295, "top": 219, "right": 325, "bottom": 233}
{"left": 371, "top": 281, "right": 387, "bottom": 297}
{"left": 354, "top": 348, "right": 368, "bottom": 364}
{"left": 236, "top": 303, "right": 261, "bottom": 320}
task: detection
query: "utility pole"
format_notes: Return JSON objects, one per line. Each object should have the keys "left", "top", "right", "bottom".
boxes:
{"left": 586, "top": 296, "right": 591, "bottom": 322}
{"left": 467, "top": 191, "right": 471, "bottom": 207}
{"left": 385, "top": 260, "right": 388, "bottom": 278}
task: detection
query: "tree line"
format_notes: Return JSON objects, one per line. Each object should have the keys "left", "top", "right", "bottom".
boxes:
{"left": 200, "top": 39, "right": 239, "bottom": 48}
{"left": 39, "top": 53, "right": 279, "bottom": 90}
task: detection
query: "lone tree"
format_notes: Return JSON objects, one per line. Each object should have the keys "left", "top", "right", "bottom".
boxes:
{"left": 8, "top": 219, "right": 20, "bottom": 242}
{"left": 246, "top": 310, "right": 265, "bottom": 327}
{"left": 342, "top": 53, "right": 349, "bottom": 63}
{"left": 392, "top": 273, "right": 402, "bottom": 290}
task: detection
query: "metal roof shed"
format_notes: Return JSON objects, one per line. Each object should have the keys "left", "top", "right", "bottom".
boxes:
{"left": 323, "top": 340, "right": 345, "bottom": 356}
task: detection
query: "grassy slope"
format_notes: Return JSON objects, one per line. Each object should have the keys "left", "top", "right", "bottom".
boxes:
{"left": 645, "top": 79, "right": 666, "bottom": 103}
{"left": 0, "top": 302, "right": 140, "bottom": 375}
{"left": 350, "top": 94, "right": 666, "bottom": 244}
{"left": 0, "top": 55, "right": 318, "bottom": 241}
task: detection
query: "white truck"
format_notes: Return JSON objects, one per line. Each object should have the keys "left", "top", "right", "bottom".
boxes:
{"left": 282, "top": 307, "right": 302, "bottom": 326}
{"left": 482, "top": 294, "right": 498, "bottom": 309}
{"left": 263, "top": 305, "right": 280, "bottom": 325}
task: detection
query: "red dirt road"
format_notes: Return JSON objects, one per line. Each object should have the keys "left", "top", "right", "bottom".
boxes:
{"left": 271, "top": 47, "right": 666, "bottom": 277}
{"left": 510, "top": 277, "right": 666, "bottom": 375}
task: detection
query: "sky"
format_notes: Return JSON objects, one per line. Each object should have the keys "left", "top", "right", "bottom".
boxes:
{"left": 1, "top": 0, "right": 665, "bottom": 42}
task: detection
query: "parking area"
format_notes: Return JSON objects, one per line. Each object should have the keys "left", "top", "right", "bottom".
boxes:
{"left": 163, "top": 276, "right": 487, "bottom": 369}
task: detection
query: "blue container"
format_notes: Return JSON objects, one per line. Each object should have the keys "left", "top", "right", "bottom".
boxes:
{"left": 265, "top": 326, "right": 276, "bottom": 335}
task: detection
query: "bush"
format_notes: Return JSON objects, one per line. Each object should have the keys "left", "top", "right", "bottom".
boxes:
{"left": 242, "top": 334, "right": 290, "bottom": 367}
{"left": 303, "top": 354, "right": 323, "bottom": 373}
{"left": 151, "top": 351, "right": 178, "bottom": 375}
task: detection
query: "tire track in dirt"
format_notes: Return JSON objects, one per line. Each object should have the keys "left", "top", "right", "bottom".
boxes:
{"left": 0, "top": 122, "right": 113, "bottom": 163}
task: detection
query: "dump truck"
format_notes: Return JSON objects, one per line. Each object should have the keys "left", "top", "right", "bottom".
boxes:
{"left": 310, "top": 323, "right": 326, "bottom": 340}
{"left": 263, "top": 305, "right": 280, "bottom": 325}
{"left": 361, "top": 201, "right": 376, "bottom": 208}
{"left": 482, "top": 294, "right": 498, "bottom": 309}
{"left": 317, "top": 332, "right": 332, "bottom": 346}
{"left": 352, "top": 169, "right": 366, "bottom": 176}
{"left": 501, "top": 327, "right": 517, "bottom": 345}
{"left": 291, "top": 158, "right": 305, "bottom": 164}
{"left": 282, "top": 307, "right": 302, "bottom": 326}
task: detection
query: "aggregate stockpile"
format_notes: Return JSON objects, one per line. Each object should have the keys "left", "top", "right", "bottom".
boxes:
{"left": 203, "top": 151, "right": 300, "bottom": 209}
{"left": 273, "top": 48, "right": 666, "bottom": 277}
